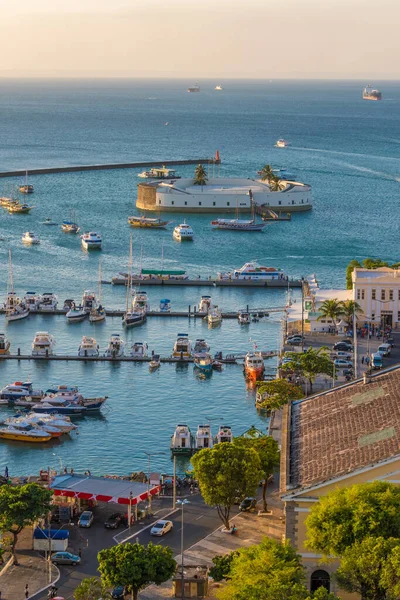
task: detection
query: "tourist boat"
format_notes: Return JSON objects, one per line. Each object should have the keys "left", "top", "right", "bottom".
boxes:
{"left": 194, "top": 339, "right": 210, "bottom": 353}
{"left": 198, "top": 295, "right": 212, "bottom": 313}
{"left": 0, "top": 334, "right": 10, "bottom": 355}
{"left": 363, "top": 85, "right": 382, "bottom": 101}
{"left": 129, "top": 342, "right": 148, "bottom": 358}
{"left": 66, "top": 303, "right": 87, "bottom": 323}
{"left": 132, "top": 291, "right": 150, "bottom": 313}
{"left": 215, "top": 425, "right": 233, "bottom": 444}
{"left": 41, "top": 218, "right": 58, "bottom": 226}
{"left": 211, "top": 218, "right": 266, "bottom": 231}
{"left": 173, "top": 222, "right": 194, "bottom": 242}
{"left": 128, "top": 216, "right": 172, "bottom": 228}
{"left": 138, "top": 167, "right": 181, "bottom": 180}
{"left": 172, "top": 333, "right": 192, "bottom": 359}
{"left": 159, "top": 299, "right": 171, "bottom": 312}
{"left": 275, "top": 139, "right": 290, "bottom": 148}
{"left": 78, "top": 336, "right": 99, "bottom": 357}
{"left": 19, "top": 171, "right": 34, "bottom": 194}
{"left": 215, "top": 85, "right": 223, "bottom": 91}
{"left": 38, "top": 293, "right": 58, "bottom": 312}
{"left": 105, "top": 334, "right": 125, "bottom": 358}
{"left": 81, "top": 232, "right": 102, "bottom": 250}
{"left": 149, "top": 354, "right": 161, "bottom": 370}
{"left": 8, "top": 203, "right": 34, "bottom": 214}
{"left": 193, "top": 352, "right": 213, "bottom": 373}
{"left": 218, "top": 262, "right": 287, "bottom": 282}
{"left": 62, "top": 220, "right": 80, "bottom": 233}
{"left": 22, "top": 231, "right": 40, "bottom": 244}
{"left": 187, "top": 84, "right": 200, "bottom": 93}
{"left": 244, "top": 352, "right": 265, "bottom": 380}
{"left": 0, "top": 426, "right": 51, "bottom": 443}
{"left": 32, "top": 332, "right": 56, "bottom": 357}
{"left": 194, "top": 424, "right": 213, "bottom": 450}
{"left": 170, "top": 424, "right": 194, "bottom": 455}
{"left": 208, "top": 306, "right": 222, "bottom": 326}
{"left": 0, "top": 382, "right": 43, "bottom": 403}
{"left": 24, "top": 292, "right": 42, "bottom": 310}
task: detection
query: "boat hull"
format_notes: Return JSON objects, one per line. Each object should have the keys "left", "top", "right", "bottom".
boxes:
{"left": 170, "top": 447, "right": 193, "bottom": 455}
{"left": 0, "top": 431, "right": 51, "bottom": 442}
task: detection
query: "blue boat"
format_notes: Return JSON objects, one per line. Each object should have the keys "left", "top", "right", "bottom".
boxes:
{"left": 193, "top": 352, "right": 213, "bottom": 373}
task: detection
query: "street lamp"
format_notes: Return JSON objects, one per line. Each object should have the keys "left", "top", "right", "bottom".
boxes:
{"left": 176, "top": 499, "right": 190, "bottom": 600}
{"left": 52, "top": 453, "right": 63, "bottom": 474}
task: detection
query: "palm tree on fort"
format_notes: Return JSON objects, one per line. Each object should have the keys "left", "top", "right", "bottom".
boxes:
{"left": 268, "top": 175, "right": 286, "bottom": 192}
{"left": 193, "top": 164, "right": 208, "bottom": 186}
{"left": 317, "top": 299, "right": 344, "bottom": 332}
{"left": 259, "top": 164, "right": 275, "bottom": 182}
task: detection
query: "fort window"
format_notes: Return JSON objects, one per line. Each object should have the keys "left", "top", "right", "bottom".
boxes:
{"left": 310, "top": 570, "right": 330, "bottom": 593}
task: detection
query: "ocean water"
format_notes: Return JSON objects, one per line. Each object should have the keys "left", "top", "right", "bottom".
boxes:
{"left": 0, "top": 78, "right": 398, "bottom": 476}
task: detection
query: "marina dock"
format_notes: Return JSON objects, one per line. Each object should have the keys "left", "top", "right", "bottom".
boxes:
{"left": 0, "top": 307, "right": 284, "bottom": 318}
{"left": 110, "top": 277, "right": 301, "bottom": 288}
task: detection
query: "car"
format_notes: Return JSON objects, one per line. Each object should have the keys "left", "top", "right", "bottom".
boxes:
{"left": 334, "top": 359, "right": 353, "bottom": 368}
{"left": 51, "top": 551, "right": 81, "bottom": 566}
{"left": 333, "top": 342, "right": 353, "bottom": 351}
{"left": 78, "top": 510, "right": 94, "bottom": 528}
{"left": 286, "top": 337, "right": 303, "bottom": 346}
{"left": 111, "top": 586, "right": 126, "bottom": 599}
{"left": 333, "top": 351, "right": 352, "bottom": 360}
{"left": 239, "top": 497, "right": 257, "bottom": 512}
{"left": 150, "top": 520, "right": 173, "bottom": 536}
{"left": 104, "top": 512, "right": 123, "bottom": 529}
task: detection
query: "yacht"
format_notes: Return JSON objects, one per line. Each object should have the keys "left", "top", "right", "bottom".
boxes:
{"left": 38, "top": 293, "right": 58, "bottom": 312}
{"left": 208, "top": 306, "right": 222, "bottom": 326}
{"left": 198, "top": 295, "right": 212, "bottom": 313}
{"left": 194, "top": 339, "right": 210, "bottom": 353}
{"left": 172, "top": 333, "right": 192, "bottom": 358}
{"left": 66, "top": 302, "right": 87, "bottom": 323}
{"left": 24, "top": 292, "right": 42, "bottom": 310}
{"left": 81, "top": 232, "right": 102, "bottom": 250}
{"left": 26, "top": 414, "right": 77, "bottom": 434}
{"left": 275, "top": 139, "right": 290, "bottom": 148}
{"left": 123, "top": 309, "right": 146, "bottom": 328}
{"left": 22, "top": 232, "right": 40, "bottom": 245}
{"left": 244, "top": 352, "right": 265, "bottom": 380}
{"left": 5, "top": 292, "right": 29, "bottom": 323}
{"left": 137, "top": 167, "right": 181, "bottom": 180}
{"left": 159, "top": 298, "right": 171, "bottom": 313}
{"left": 238, "top": 311, "right": 250, "bottom": 325}
{"left": 105, "top": 334, "right": 125, "bottom": 358}
{"left": 32, "top": 332, "right": 56, "bottom": 356}
{"left": 363, "top": 85, "right": 382, "bottom": 101}
{"left": 129, "top": 342, "right": 148, "bottom": 358}
{"left": 195, "top": 424, "right": 213, "bottom": 450}
{"left": 62, "top": 220, "right": 80, "bottom": 233}
{"left": 170, "top": 424, "right": 194, "bottom": 455}
{"left": 82, "top": 291, "right": 98, "bottom": 313}
{"left": 6, "top": 418, "right": 63, "bottom": 438}
{"left": 122, "top": 238, "right": 147, "bottom": 328}
{"left": 78, "top": 336, "right": 99, "bottom": 357}
{"left": 0, "top": 334, "right": 10, "bottom": 355}
{"left": 132, "top": 291, "right": 150, "bottom": 313}
{"left": 218, "top": 262, "right": 287, "bottom": 282}
{"left": 173, "top": 222, "right": 194, "bottom": 242}
{"left": 0, "top": 381, "right": 43, "bottom": 403}
{"left": 193, "top": 352, "right": 213, "bottom": 373}
{"left": 215, "top": 425, "right": 233, "bottom": 444}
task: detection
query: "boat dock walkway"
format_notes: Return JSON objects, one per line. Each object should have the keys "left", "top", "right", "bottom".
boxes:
{"left": 0, "top": 307, "right": 285, "bottom": 318}
{"left": 109, "top": 277, "right": 301, "bottom": 288}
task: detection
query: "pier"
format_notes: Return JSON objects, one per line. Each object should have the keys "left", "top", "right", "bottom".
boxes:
{"left": 110, "top": 277, "right": 302, "bottom": 288}
{"left": 0, "top": 307, "right": 284, "bottom": 318}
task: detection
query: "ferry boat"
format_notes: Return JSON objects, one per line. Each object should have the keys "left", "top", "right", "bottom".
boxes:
{"left": 81, "top": 232, "right": 102, "bottom": 250}
{"left": 105, "top": 334, "right": 125, "bottom": 358}
{"left": 22, "top": 232, "right": 40, "bottom": 244}
{"left": 19, "top": 171, "right": 34, "bottom": 194}
{"left": 194, "top": 339, "right": 210, "bottom": 353}
{"left": 159, "top": 298, "right": 171, "bottom": 312}
{"left": 172, "top": 333, "right": 192, "bottom": 358}
{"left": 62, "top": 220, "right": 80, "bottom": 234}
{"left": 128, "top": 216, "right": 171, "bottom": 229}
{"left": 363, "top": 85, "right": 382, "bottom": 101}
{"left": 198, "top": 295, "right": 212, "bottom": 313}
{"left": 215, "top": 85, "right": 223, "bottom": 91}
{"left": 129, "top": 342, "right": 148, "bottom": 358}
{"left": 211, "top": 218, "right": 266, "bottom": 232}
{"left": 238, "top": 311, "right": 250, "bottom": 325}
{"left": 219, "top": 262, "right": 287, "bottom": 282}
{"left": 194, "top": 424, "right": 213, "bottom": 450}
{"left": 32, "top": 332, "right": 56, "bottom": 357}
{"left": 0, "top": 426, "right": 51, "bottom": 443}
{"left": 0, "top": 381, "right": 43, "bottom": 403}
{"left": 138, "top": 167, "right": 181, "bottom": 180}
{"left": 0, "top": 334, "right": 10, "bottom": 355}
{"left": 170, "top": 424, "right": 194, "bottom": 455}
{"left": 193, "top": 352, "right": 213, "bottom": 373}
{"left": 275, "top": 139, "right": 290, "bottom": 148}
{"left": 8, "top": 203, "right": 34, "bottom": 214}
{"left": 215, "top": 425, "right": 233, "bottom": 444}
{"left": 24, "top": 292, "right": 42, "bottom": 310}
{"left": 244, "top": 352, "right": 265, "bottom": 380}
{"left": 66, "top": 303, "right": 87, "bottom": 323}
{"left": 187, "top": 84, "right": 200, "bottom": 93}
{"left": 173, "top": 222, "right": 194, "bottom": 241}
{"left": 38, "top": 293, "right": 58, "bottom": 312}
{"left": 208, "top": 306, "right": 222, "bottom": 326}
{"left": 149, "top": 354, "right": 161, "bottom": 370}
{"left": 78, "top": 336, "right": 99, "bottom": 357}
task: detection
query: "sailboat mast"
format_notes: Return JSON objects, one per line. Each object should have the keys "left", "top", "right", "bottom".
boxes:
{"left": 161, "top": 241, "right": 164, "bottom": 273}
{"left": 8, "top": 249, "right": 14, "bottom": 294}
{"left": 126, "top": 236, "right": 132, "bottom": 312}
{"left": 98, "top": 260, "right": 102, "bottom": 302}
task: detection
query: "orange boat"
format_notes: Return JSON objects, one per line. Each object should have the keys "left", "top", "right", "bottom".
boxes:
{"left": 244, "top": 352, "right": 265, "bottom": 380}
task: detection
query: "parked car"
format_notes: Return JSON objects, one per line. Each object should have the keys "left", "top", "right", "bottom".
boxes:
{"left": 286, "top": 337, "right": 303, "bottom": 346}
{"left": 111, "top": 586, "right": 126, "bottom": 599}
{"left": 239, "top": 497, "right": 257, "bottom": 512}
{"left": 333, "top": 351, "right": 352, "bottom": 360}
{"left": 333, "top": 342, "right": 353, "bottom": 351}
{"left": 334, "top": 359, "right": 353, "bottom": 368}
{"left": 150, "top": 520, "right": 173, "bottom": 536}
{"left": 78, "top": 510, "right": 94, "bottom": 528}
{"left": 104, "top": 513, "right": 123, "bottom": 529}
{"left": 51, "top": 551, "right": 81, "bottom": 566}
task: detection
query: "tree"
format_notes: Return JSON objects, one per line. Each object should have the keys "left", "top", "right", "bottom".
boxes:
{"left": 281, "top": 347, "right": 334, "bottom": 393}
{"left": 259, "top": 164, "right": 275, "bottom": 182}
{"left": 191, "top": 442, "right": 263, "bottom": 529}
{"left": 74, "top": 577, "right": 111, "bottom": 600}
{"left": 317, "top": 299, "right": 344, "bottom": 331}
{"left": 256, "top": 378, "right": 304, "bottom": 411}
{"left": 346, "top": 259, "right": 361, "bottom": 289}
{"left": 340, "top": 300, "right": 363, "bottom": 328}
{"left": 209, "top": 551, "right": 239, "bottom": 581}
{"left": 193, "top": 164, "right": 208, "bottom": 186}
{"left": 0, "top": 483, "right": 52, "bottom": 563}
{"left": 269, "top": 175, "right": 285, "bottom": 192}
{"left": 98, "top": 542, "right": 176, "bottom": 600}
{"left": 362, "top": 258, "right": 389, "bottom": 270}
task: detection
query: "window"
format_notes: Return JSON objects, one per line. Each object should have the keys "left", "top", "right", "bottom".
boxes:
{"left": 199, "top": 202, "right": 201, "bottom": 206}
{"left": 398, "top": 311, "right": 400, "bottom": 322}
{"left": 158, "top": 199, "right": 161, "bottom": 205}
{"left": 372, "top": 289, "right": 376, "bottom": 300}
{"left": 398, "top": 290, "right": 400, "bottom": 301}
{"left": 213, "top": 202, "right": 216, "bottom": 206}
{"left": 361, "top": 289, "right": 365, "bottom": 300}
{"left": 390, "top": 289, "right": 394, "bottom": 301}
{"left": 381, "top": 289, "right": 386, "bottom": 301}
{"left": 310, "top": 570, "right": 330, "bottom": 593}
{"left": 320, "top": 320, "right": 326, "bottom": 323}
{"left": 171, "top": 201, "right": 174, "bottom": 205}
{"left": 357, "top": 289, "right": 360, "bottom": 300}
{"left": 184, "top": 201, "right": 187, "bottom": 206}
{"left": 371, "top": 312, "right": 375, "bottom": 320}
{"left": 279, "top": 201, "right": 282, "bottom": 205}
{"left": 227, "top": 202, "right": 230, "bottom": 206}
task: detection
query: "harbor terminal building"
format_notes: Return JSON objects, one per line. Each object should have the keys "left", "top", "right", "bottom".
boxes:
{"left": 136, "top": 177, "right": 312, "bottom": 213}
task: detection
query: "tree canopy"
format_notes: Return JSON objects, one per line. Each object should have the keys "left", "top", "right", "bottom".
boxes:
{"left": 346, "top": 258, "right": 394, "bottom": 289}
{"left": 259, "top": 164, "right": 275, "bottom": 182}
{"left": 98, "top": 542, "right": 176, "bottom": 600}
{"left": 316, "top": 299, "right": 344, "bottom": 329}
{"left": 193, "top": 164, "right": 208, "bottom": 186}
{"left": 191, "top": 442, "right": 263, "bottom": 529}
{"left": 209, "top": 551, "right": 239, "bottom": 582}
{"left": 340, "top": 300, "right": 363, "bottom": 327}
{"left": 281, "top": 347, "right": 334, "bottom": 392}
{"left": 269, "top": 175, "right": 285, "bottom": 192}
{"left": 256, "top": 378, "right": 304, "bottom": 411}
{"left": 74, "top": 577, "right": 110, "bottom": 600}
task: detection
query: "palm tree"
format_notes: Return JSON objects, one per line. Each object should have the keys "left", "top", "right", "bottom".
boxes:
{"left": 317, "top": 299, "right": 344, "bottom": 332}
{"left": 193, "top": 164, "right": 208, "bottom": 186}
{"left": 269, "top": 175, "right": 285, "bottom": 192}
{"left": 259, "top": 164, "right": 275, "bottom": 182}
{"left": 341, "top": 300, "right": 363, "bottom": 329}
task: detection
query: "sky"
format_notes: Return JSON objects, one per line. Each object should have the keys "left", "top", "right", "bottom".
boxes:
{"left": 0, "top": 0, "right": 398, "bottom": 79}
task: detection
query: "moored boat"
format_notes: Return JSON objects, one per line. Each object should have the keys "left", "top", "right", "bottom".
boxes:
{"left": 132, "top": 290, "right": 150, "bottom": 313}
{"left": 138, "top": 167, "right": 181, "bottom": 180}
{"left": 193, "top": 352, "right": 213, "bottom": 373}
{"left": 128, "top": 216, "right": 172, "bottom": 228}
{"left": 0, "top": 334, "right": 10, "bottom": 355}
{"left": 22, "top": 231, "right": 40, "bottom": 244}
{"left": 211, "top": 218, "right": 266, "bottom": 231}
{"left": 38, "top": 293, "right": 58, "bottom": 312}
{"left": 170, "top": 424, "right": 194, "bottom": 455}
{"left": 238, "top": 311, "right": 250, "bottom": 325}
{"left": 159, "top": 299, "right": 171, "bottom": 312}
{"left": 194, "top": 339, "right": 210, "bottom": 353}
{"left": 8, "top": 203, "right": 34, "bottom": 214}
{"left": 0, "top": 426, "right": 51, "bottom": 443}
{"left": 149, "top": 354, "right": 161, "bottom": 370}
{"left": 81, "top": 231, "right": 102, "bottom": 250}
{"left": 195, "top": 424, "right": 213, "bottom": 450}
{"left": 62, "top": 220, "right": 80, "bottom": 233}
{"left": 198, "top": 295, "right": 212, "bottom": 313}
{"left": 129, "top": 342, "right": 148, "bottom": 358}
{"left": 78, "top": 336, "right": 99, "bottom": 357}
{"left": 24, "top": 292, "right": 42, "bottom": 310}
{"left": 19, "top": 171, "right": 34, "bottom": 194}
{"left": 32, "top": 332, "right": 56, "bottom": 357}
{"left": 89, "top": 262, "right": 106, "bottom": 323}
{"left": 173, "top": 222, "right": 194, "bottom": 242}
{"left": 66, "top": 303, "right": 87, "bottom": 323}
{"left": 215, "top": 425, "right": 233, "bottom": 444}
{"left": 244, "top": 352, "right": 265, "bottom": 380}
{"left": 218, "top": 262, "right": 287, "bottom": 281}
{"left": 105, "top": 334, "right": 125, "bottom": 358}
{"left": 0, "top": 381, "right": 43, "bottom": 403}
{"left": 172, "top": 333, "right": 192, "bottom": 359}
{"left": 208, "top": 306, "right": 222, "bottom": 326}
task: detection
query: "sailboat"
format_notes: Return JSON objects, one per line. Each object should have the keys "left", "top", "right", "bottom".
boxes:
{"left": 210, "top": 197, "right": 266, "bottom": 231}
{"left": 5, "top": 250, "right": 30, "bottom": 323}
{"left": 19, "top": 170, "right": 34, "bottom": 194}
{"left": 122, "top": 237, "right": 146, "bottom": 328}
{"left": 62, "top": 210, "right": 80, "bottom": 233}
{"left": 89, "top": 261, "right": 106, "bottom": 323}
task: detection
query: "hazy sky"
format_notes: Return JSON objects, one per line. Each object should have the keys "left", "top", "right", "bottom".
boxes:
{"left": 0, "top": 0, "right": 398, "bottom": 78}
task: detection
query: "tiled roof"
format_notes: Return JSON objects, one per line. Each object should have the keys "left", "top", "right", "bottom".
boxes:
{"left": 290, "top": 367, "right": 400, "bottom": 490}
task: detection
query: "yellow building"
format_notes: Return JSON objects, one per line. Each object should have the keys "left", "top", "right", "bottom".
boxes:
{"left": 280, "top": 366, "right": 400, "bottom": 597}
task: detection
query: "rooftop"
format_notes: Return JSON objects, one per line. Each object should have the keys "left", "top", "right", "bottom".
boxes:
{"left": 353, "top": 267, "right": 400, "bottom": 281}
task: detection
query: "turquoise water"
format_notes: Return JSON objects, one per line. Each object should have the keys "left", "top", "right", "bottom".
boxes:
{"left": 0, "top": 78, "right": 399, "bottom": 476}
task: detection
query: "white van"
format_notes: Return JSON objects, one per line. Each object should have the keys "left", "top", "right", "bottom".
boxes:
{"left": 378, "top": 343, "right": 391, "bottom": 357}
{"left": 371, "top": 353, "right": 383, "bottom": 370}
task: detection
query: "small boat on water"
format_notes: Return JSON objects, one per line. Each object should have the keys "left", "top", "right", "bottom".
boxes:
{"left": 27, "top": 414, "right": 77, "bottom": 433}
{"left": 193, "top": 352, "right": 213, "bottom": 373}
{"left": 159, "top": 298, "right": 171, "bottom": 313}
{"left": 129, "top": 342, "right": 148, "bottom": 358}
{"left": 172, "top": 333, "right": 192, "bottom": 359}
{"left": 0, "top": 426, "right": 51, "bottom": 443}
{"left": 0, "top": 334, "right": 10, "bottom": 355}
{"left": 5, "top": 292, "right": 29, "bottom": 323}
{"left": 244, "top": 352, "right": 265, "bottom": 380}
{"left": 81, "top": 232, "right": 102, "bottom": 250}
{"left": 173, "top": 222, "right": 194, "bottom": 242}
{"left": 198, "top": 295, "right": 212, "bottom": 313}
{"left": 19, "top": 171, "right": 34, "bottom": 194}
{"left": 132, "top": 290, "right": 150, "bottom": 313}
{"left": 24, "top": 292, "right": 42, "bottom": 310}
{"left": 38, "top": 293, "right": 58, "bottom": 312}
{"left": 41, "top": 218, "right": 58, "bottom": 226}
{"left": 123, "top": 310, "right": 146, "bottom": 328}
{"left": 138, "top": 166, "right": 181, "bottom": 180}
{"left": 22, "top": 232, "right": 40, "bottom": 244}
{"left": 62, "top": 220, "right": 80, "bottom": 233}
{"left": 215, "top": 425, "right": 233, "bottom": 444}
{"left": 194, "top": 339, "right": 210, "bottom": 353}
{"left": 215, "top": 85, "right": 223, "bottom": 91}
{"left": 0, "top": 381, "right": 43, "bottom": 403}
{"left": 238, "top": 312, "right": 250, "bottom": 325}
{"left": 66, "top": 303, "right": 87, "bottom": 323}
{"left": 90, "top": 263, "right": 106, "bottom": 323}
{"left": 208, "top": 306, "right": 222, "bottom": 326}
{"left": 149, "top": 354, "right": 161, "bottom": 370}
{"left": 32, "top": 332, "right": 56, "bottom": 357}
{"left": 170, "top": 424, "right": 194, "bottom": 455}
{"left": 105, "top": 334, "right": 125, "bottom": 358}
{"left": 128, "top": 216, "right": 171, "bottom": 228}
{"left": 275, "top": 139, "right": 290, "bottom": 148}
{"left": 8, "top": 203, "right": 34, "bottom": 214}
{"left": 82, "top": 290, "right": 98, "bottom": 313}
{"left": 218, "top": 262, "right": 287, "bottom": 282}
{"left": 5, "top": 419, "right": 63, "bottom": 438}
{"left": 78, "top": 336, "right": 99, "bottom": 357}
{"left": 211, "top": 218, "right": 266, "bottom": 232}
{"left": 195, "top": 424, "right": 213, "bottom": 450}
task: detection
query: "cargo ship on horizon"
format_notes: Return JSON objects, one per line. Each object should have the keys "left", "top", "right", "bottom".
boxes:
{"left": 363, "top": 85, "right": 382, "bottom": 101}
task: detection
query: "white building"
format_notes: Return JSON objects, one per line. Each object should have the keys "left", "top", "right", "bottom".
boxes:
{"left": 352, "top": 267, "right": 400, "bottom": 328}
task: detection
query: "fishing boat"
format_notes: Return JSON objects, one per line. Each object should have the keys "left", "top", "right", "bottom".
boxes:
{"left": 8, "top": 202, "right": 34, "bottom": 214}
{"left": 128, "top": 216, "right": 171, "bottom": 228}
{"left": 215, "top": 425, "right": 233, "bottom": 444}
{"left": 170, "top": 424, "right": 194, "bottom": 455}
{"left": 275, "top": 139, "right": 290, "bottom": 148}
{"left": 238, "top": 311, "right": 250, "bottom": 325}
{"left": 208, "top": 306, "right": 222, "bottom": 326}
{"left": 38, "top": 293, "right": 58, "bottom": 312}
{"left": 173, "top": 222, "right": 194, "bottom": 242}
{"left": 22, "top": 231, "right": 40, "bottom": 244}
{"left": 31, "top": 401, "right": 85, "bottom": 415}
{"left": 105, "top": 334, "right": 125, "bottom": 358}
{"left": 32, "top": 332, "right": 56, "bottom": 357}
{"left": 5, "top": 251, "right": 29, "bottom": 323}
{"left": 194, "top": 339, "right": 210, "bottom": 353}
{"left": 129, "top": 342, "right": 148, "bottom": 358}
{"left": 81, "top": 231, "right": 102, "bottom": 250}
{"left": 24, "top": 292, "right": 42, "bottom": 310}
{"left": 172, "top": 333, "right": 192, "bottom": 359}
{"left": 198, "top": 295, "right": 212, "bottom": 313}
{"left": 138, "top": 166, "right": 181, "bottom": 180}
{"left": 78, "top": 336, "right": 99, "bottom": 357}
{"left": 0, "top": 426, "right": 51, "bottom": 443}
{"left": 0, "top": 334, "right": 10, "bottom": 355}
{"left": 66, "top": 302, "right": 87, "bottom": 323}
{"left": 194, "top": 424, "right": 213, "bottom": 450}
{"left": 149, "top": 354, "right": 161, "bottom": 370}
{"left": 159, "top": 299, "right": 171, "bottom": 312}
{"left": 19, "top": 171, "right": 34, "bottom": 194}
{"left": 0, "top": 381, "right": 43, "bottom": 403}
{"left": 244, "top": 352, "right": 265, "bottom": 380}
{"left": 193, "top": 352, "right": 213, "bottom": 373}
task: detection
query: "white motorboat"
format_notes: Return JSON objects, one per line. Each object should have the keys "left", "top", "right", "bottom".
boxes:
{"left": 27, "top": 414, "right": 77, "bottom": 433}
{"left": 170, "top": 424, "right": 194, "bottom": 455}
{"left": 66, "top": 303, "right": 87, "bottom": 323}
{"left": 149, "top": 354, "right": 161, "bottom": 370}
{"left": 24, "top": 292, "right": 42, "bottom": 311}
{"left": 173, "top": 222, "right": 194, "bottom": 242}
{"left": 238, "top": 311, "right": 250, "bottom": 325}
{"left": 129, "top": 342, "right": 148, "bottom": 358}
{"left": 194, "top": 339, "right": 210, "bottom": 353}
{"left": 22, "top": 231, "right": 40, "bottom": 245}
{"left": 38, "top": 293, "right": 58, "bottom": 312}
{"left": 215, "top": 425, "right": 233, "bottom": 444}
{"left": 275, "top": 139, "right": 290, "bottom": 148}
{"left": 132, "top": 290, "right": 150, "bottom": 313}
{"left": 218, "top": 262, "right": 287, "bottom": 282}
{"left": 32, "top": 332, "right": 56, "bottom": 356}
{"left": 0, "top": 381, "right": 43, "bottom": 403}
{"left": 195, "top": 424, "right": 214, "bottom": 450}
{"left": 159, "top": 298, "right": 171, "bottom": 312}
{"left": 208, "top": 306, "right": 222, "bottom": 326}
{"left": 122, "top": 238, "right": 147, "bottom": 328}
{"left": 198, "top": 295, "right": 212, "bottom": 313}
{"left": 211, "top": 218, "right": 266, "bottom": 232}
{"left": 172, "top": 333, "right": 192, "bottom": 359}
{"left": 105, "top": 334, "right": 125, "bottom": 358}
{"left": 138, "top": 166, "right": 180, "bottom": 180}
{"left": 0, "top": 333, "right": 10, "bottom": 355}
{"left": 78, "top": 336, "right": 99, "bottom": 357}
{"left": 41, "top": 218, "right": 58, "bottom": 226}
{"left": 215, "top": 85, "right": 223, "bottom": 91}
{"left": 82, "top": 290, "right": 98, "bottom": 313}
{"left": 81, "top": 232, "right": 102, "bottom": 250}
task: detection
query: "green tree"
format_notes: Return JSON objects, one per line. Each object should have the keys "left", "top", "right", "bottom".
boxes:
{"left": 256, "top": 378, "right": 304, "bottom": 411}
{"left": 98, "top": 542, "right": 176, "bottom": 600}
{"left": 209, "top": 551, "right": 239, "bottom": 581}
{"left": 0, "top": 483, "right": 52, "bottom": 563}
{"left": 281, "top": 347, "right": 334, "bottom": 393}
{"left": 341, "top": 300, "right": 363, "bottom": 328}
{"left": 346, "top": 259, "right": 361, "bottom": 289}
{"left": 74, "top": 577, "right": 111, "bottom": 600}
{"left": 193, "top": 164, "right": 208, "bottom": 186}
{"left": 362, "top": 258, "right": 389, "bottom": 270}
{"left": 269, "top": 175, "right": 285, "bottom": 192}
{"left": 191, "top": 442, "right": 263, "bottom": 529}
{"left": 259, "top": 164, "right": 275, "bottom": 182}
{"left": 316, "top": 299, "right": 344, "bottom": 331}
